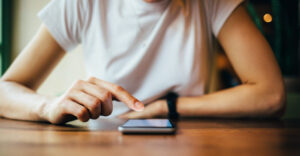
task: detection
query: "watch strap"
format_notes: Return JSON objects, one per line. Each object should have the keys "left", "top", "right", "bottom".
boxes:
{"left": 166, "top": 92, "right": 179, "bottom": 119}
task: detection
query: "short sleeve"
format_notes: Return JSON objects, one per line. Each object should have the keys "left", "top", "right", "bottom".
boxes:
{"left": 38, "top": 0, "right": 86, "bottom": 51}
{"left": 204, "top": 0, "right": 244, "bottom": 37}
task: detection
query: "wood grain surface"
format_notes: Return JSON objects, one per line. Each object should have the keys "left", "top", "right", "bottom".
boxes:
{"left": 0, "top": 118, "right": 299, "bottom": 156}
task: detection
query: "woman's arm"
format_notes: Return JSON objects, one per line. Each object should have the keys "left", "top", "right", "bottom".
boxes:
{"left": 176, "top": 5, "right": 286, "bottom": 118}
{"left": 0, "top": 25, "right": 65, "bottom": 121}
{"left": 122, "top": 5, "right": 285, "bottom": 119}
{"left": 0, "top": 25, "right": 143, "bottom": 124}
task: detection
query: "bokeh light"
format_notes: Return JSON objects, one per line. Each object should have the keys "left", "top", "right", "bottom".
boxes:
{"left": 263, "top": 13, "right": 273, "bottom": 23}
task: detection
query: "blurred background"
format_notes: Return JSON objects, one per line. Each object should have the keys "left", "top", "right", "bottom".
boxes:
{"left": 0, "top": 0, "right": 299, "bottom": 118}
{"left": 0, "top": 0, "right": 86, "bottom": 96}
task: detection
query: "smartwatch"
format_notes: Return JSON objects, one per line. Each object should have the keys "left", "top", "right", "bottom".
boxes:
{"left": 166, "top": 92, "right": 179, "bottom": 119}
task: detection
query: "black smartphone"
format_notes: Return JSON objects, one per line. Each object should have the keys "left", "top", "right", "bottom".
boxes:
{"left": 118, "top": 119, "right": 176, "bottom": 134}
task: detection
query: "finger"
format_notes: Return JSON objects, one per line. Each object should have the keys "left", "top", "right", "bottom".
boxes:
{"left": 119, "top": 103, "right": 162, "bottom": 119}
{"left": 69, "top": 90, "right": 101, "bottom": 119}
{"left": 88, "top": 77, "right": 144, "bottom": 111}
{"left": 76, "top": 82, "right": 113, "bottom": 116}
{"left": 100, "top": 92, "right": 113, "bottom": 116}
{"left": 62, "top": 100, "right": 90, "bottom": 122}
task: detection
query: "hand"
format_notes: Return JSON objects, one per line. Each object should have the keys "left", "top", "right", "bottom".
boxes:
{"left": 119, "top": 100, "right": 168, "bottom": 119}
{"left": 40, "top": 77, "right": 144, "bottom": 124}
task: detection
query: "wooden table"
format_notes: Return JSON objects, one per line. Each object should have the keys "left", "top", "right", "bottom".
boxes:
{"left": 0, "top": 118, "right": 299, "bottom": 156}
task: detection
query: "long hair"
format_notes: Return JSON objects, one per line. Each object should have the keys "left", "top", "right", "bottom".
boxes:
{"left": 172, "top": 0, "right": 190, "bottom": 16}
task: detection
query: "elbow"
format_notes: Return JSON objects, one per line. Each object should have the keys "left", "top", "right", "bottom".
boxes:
{"left": 264, "top": 85, "right": 286, "bottom": 118}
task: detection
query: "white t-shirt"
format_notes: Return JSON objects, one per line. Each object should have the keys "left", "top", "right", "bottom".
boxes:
{"left": 39, "top": 0, "right": 243, "bottom": 115}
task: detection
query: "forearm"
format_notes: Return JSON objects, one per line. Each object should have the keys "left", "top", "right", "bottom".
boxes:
{"left": 177, "top": 83, "right": 285, "bottom": 118}
{"left": 0, "top": 81, "right": 49, "bottom": 121}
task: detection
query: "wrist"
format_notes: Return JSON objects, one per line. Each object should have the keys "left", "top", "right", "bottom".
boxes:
{"left": 157, "top": 99, "right": 169, "bottom": 116}
{"left": 163, "top": 100, "right": 169, "bottom": 115}
{"left": 35, "top": 96, "right": 55, "bottom": 122}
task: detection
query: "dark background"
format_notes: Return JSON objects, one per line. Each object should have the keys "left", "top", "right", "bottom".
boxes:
{"left": 247, "top": 0, "right": 299, "bottom": 77}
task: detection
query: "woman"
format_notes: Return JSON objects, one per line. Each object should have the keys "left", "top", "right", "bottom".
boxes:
{"left": 0, "top": 0, "right": 285, "bottom": 124}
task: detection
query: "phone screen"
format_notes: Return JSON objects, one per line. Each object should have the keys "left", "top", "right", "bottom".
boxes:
{"left": 122, "top": 119, "right": 173, "bottom": 128}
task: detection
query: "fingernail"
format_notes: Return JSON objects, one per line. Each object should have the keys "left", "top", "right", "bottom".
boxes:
{"left": 135, "top": 102, "right": 144, "bottom": 111}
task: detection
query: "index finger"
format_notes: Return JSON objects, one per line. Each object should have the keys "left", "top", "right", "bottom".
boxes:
{"left": 88, "top": 77, "right": 144, "bottom": 111}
